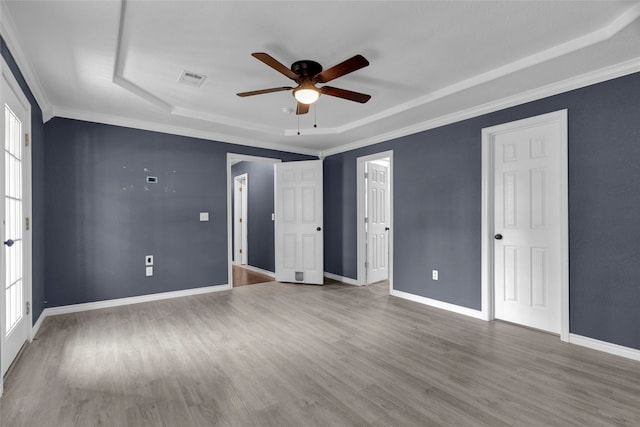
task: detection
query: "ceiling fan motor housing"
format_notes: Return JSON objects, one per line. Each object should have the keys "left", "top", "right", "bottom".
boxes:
{"left": 291, "top": 60, "right": 323, "bottom": 79}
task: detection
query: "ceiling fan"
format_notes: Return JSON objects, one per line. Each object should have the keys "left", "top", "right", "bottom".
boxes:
{"left": 237, "top": 52, "right": 371, "bottom": 115}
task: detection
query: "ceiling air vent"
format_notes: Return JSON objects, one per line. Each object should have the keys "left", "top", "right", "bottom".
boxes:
{"left": 178, "top": 70, "right": 207, "bottom": 87}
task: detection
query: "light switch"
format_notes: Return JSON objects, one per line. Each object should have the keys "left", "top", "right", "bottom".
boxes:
{"left": 200, "top": 212, "right": 209, "bottom": 221}
{"left": 146, "top": 266, "right": 153, "bottom": 277}
{"left": 432, "top": 270, "right": 439, "bottom": 280}
{"left": 145, "top": 255, "right": 153, "bottom": 266}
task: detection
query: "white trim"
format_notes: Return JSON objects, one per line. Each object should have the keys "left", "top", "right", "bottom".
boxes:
{"left": 233, "top": 173, "right": 249, "bottom": 265}
{"left": 112, "top": 2, "right": 288, "bottom": 138}
{"left": 53, "top": 106, "right": 319, "bottom": 157}
{"left": 481, "top": 110, "right": 569, "bottom": 341}
{"left": 317, "top": 3, "right": 640, "bottom": 141}
{"left": 41, "top": 284, "right": 230, "bottom": 318}
{"left": 357, "top": 151, "right": 394, "bottom": 287}
{"left": 390, "top": 289, "right": 485, "bottom": 320}
{"left": 0, "top": 4, "right": 53, "bottom": 118}
{"left": 243, "top": 264, "right": 275, "bottom": 279}
{"left": 2, "top": 0, "right": 640, "bottom": 153}
{"left": 569, "top": 334, "right": 640, "bottom": 363}
{"left": 31, "top": 310, "right": 46, "bottom": 339}
{"left": 227, "top": 153, "right": 281, "bottom": 288}
{"left": 324, "top": 272, "right": 359, "bottom": 286}
{"left": 112, "top": 0, "right": 640, "bottom": 147}
{"left": 320, "top": 57, "right": 640, "bottom": 158}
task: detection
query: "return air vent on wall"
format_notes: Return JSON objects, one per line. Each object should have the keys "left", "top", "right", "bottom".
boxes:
{"left": 178, "top": 70, "right": 207, "bottom": 87}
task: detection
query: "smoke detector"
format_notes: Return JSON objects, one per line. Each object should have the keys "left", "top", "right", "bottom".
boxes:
{"left": 178, "top": 70, "right": 207, "bottom": 87}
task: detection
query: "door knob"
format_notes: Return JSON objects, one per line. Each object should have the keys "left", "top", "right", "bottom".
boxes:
{"left": 494, "top": 234, "right": 503, "bottom": 240}
{"left": 4, "top": 239, "right": 14, "bottom": 247}
{"left": 316, "top": 227, "right": 322, "bottom": 231}
{"left": 385, "top": 227, "right": 390, "bottom": 231}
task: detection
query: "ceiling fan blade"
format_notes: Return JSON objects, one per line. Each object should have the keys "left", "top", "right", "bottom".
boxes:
{"left": 236, "top": 86, "right": 293, "bottom": 97}
{"left": 296, "top": 102, "right": 309, "bottom": 115}
{"left": 321, "top": 86, "right": 371, "bottom": 103}
{"left": 315, "top": 55, "right": 369, "bottom": 84}
{"left": 252, "top": 52, "right": 299, "bottom": 81}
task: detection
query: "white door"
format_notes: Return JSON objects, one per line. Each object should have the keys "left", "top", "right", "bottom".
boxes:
{"left": 366, "top": 162, "right": 390, "bottom": 284}
{"left": 2, "top": 76, "right": 29, "bottom": 376}
{"left": 274, "top": 160, "right": 323, "bottom": 285}
{"left": 233, "top": 174, "right": 248, "bottom": 265}
{"left": 493, "top": 118, "right": 563, "bottom": 334}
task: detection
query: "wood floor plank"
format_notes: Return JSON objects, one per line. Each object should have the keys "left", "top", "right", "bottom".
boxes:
{"left": 2, "top": 281, "right": 640, "bottom": 426}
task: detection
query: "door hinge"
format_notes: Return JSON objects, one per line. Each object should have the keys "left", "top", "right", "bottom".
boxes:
{"left": 239, "top": 187, "right": 243, "bottom": 192}
{"left": 26, "top": 217, "right": 30, "bottom": 231}
{"left": 239, "top": 249, "right": 242, "bottom": 254}
{"left": 25, "top": 133, "right": 30, "bottom": 147}
{"left": 26, "top": 301, "right": 30, "bottom": 315}
{"left": 364, "top": 217, "right": 368, "bottom": 223}
{"left": 365, "top": 261, "right": 369, "bottom": 268}
{"left": 364, "top": 172, "right": 368, "bottom": 179}
{"left": 239, "top": 217, "right": 243, "bottom": 223}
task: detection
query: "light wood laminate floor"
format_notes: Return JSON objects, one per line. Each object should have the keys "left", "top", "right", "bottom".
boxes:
{"left": 2, "top": 281, "right": 640, "bottom": 426}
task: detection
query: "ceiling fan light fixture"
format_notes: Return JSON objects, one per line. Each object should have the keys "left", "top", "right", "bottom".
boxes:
{"left": 294, "top": 87, "right": 320, "bottom": 104}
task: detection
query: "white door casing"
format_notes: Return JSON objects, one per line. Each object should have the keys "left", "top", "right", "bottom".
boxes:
{"left": 226, "top": 154, "right": 280, "bottom": 288}
{"left": 357, "top": 151, "right": 394, "bottom": 288}
{"left": 233, "top": 174, "right": 248, "bottom": 265}
{"left": 366, "top": 161, "right": 390, "bottom": 284}
{"left": 481, "top": 110, "right": 569, "bottom": 339}
{"left": 1, "top": 62, "right": 32, "bottom": 379}
{"left": 274, "top": 160, "right": 324, "bottom": 285}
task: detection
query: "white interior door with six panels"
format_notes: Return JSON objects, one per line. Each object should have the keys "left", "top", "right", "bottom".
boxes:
{"left": 493, "top": 119, "right": 563, "bottom": 334}
{"left": 274, "top": 160, "right": 323, "bottom": 285}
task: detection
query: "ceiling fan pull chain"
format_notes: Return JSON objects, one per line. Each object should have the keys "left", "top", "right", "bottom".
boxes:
{"left": 297, "top": 113, "right": 300, "bottom": 135}
{"left": 314, "top": 103, "right": 317, "bottom": 128}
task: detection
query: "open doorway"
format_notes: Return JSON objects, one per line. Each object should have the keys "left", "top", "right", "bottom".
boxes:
{"left": 357, "top": 151, "right": 394, "bottom": 287}
{"left": 227, "top": 154, "right": 281, "bottom": 287}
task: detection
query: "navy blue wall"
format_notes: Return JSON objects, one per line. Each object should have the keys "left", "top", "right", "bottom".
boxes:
{"left": 231, "top": 161, "right": 275, "bottom": 272}
{"left": 1, "top": 37, "right": 46, "bottom": 324}
{"left": 44, "top": 118, "right": 311, "bottom": 307}
{"left": 324, "top": 71, "right": 640, "bottom": 350}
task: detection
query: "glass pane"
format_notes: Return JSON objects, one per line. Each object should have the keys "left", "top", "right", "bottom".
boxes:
{"left": 5, "top": 104, "right": 23, "bottom": 335}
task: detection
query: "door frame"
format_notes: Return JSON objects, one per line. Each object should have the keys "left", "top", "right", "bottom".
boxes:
{"left": 226, "top": 153, "right": 280, "bottom": 287}
{"left": 1, "top": 57, "right": 33, "bottom": 389}
{"left": 480, "top": 109, "right": 569, "bottom": 341}
{"left": 233, "top": 173, "right": 248, "bottom": 265}
{"left": 357, "top": 150, "right": 394, "bottom": 288}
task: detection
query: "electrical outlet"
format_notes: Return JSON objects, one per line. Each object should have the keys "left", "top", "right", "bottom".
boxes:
{"left": 146, "top": 255, "right": 153, "bottom": 266}
{"left": 432, "top": 270, "right": 439, "bottom": 280}
{"left": 146, "top": 266, "right": 153, "bottom": 277}
{"left": 200, "top": 212, "right": 209, "bottom": 221}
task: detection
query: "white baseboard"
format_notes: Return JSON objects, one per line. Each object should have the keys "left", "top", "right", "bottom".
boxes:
{"left": 390, "top": 289, "right": 485, "bottom": 320}
{"left": 242, "top": 265, "right": 275, "bottom": 278}
{"left": 569, "top": 333, "right": 640, "bottom": 362}
{"left": 34, "top": 284, "right": 230, "bottom": 321}
{"left": 31, "top": 310, "right": 47, "bottom": 339}
{"left": 324, "top": 272, "right": 360, "bottom": 286}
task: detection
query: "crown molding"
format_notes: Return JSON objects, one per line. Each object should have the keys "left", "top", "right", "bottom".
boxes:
{"left": 320, "top": 56, "right": 640, "bottom": 158}
{"left": 112, "top": 0, "right": 287, "bottom": 137}
{"left": 52, "top": 106, "right": 320, "bottom": 157}
{"left": 110, "top": 0, "right": 640, "bottom": 148}
{"left": 290, "top": 3, "right": 640, "bottom": 138}
{"left": 0, "top": 2, "right": 53, "bottom": 119}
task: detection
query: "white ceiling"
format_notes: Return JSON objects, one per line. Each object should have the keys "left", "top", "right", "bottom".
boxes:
{"left": 3, "top": 1, "right": 640, "bottom": 156}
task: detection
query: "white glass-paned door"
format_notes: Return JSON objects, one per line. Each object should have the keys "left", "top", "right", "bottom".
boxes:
{"left": 4, "top": 104, "right": 23, "bottom": 334}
